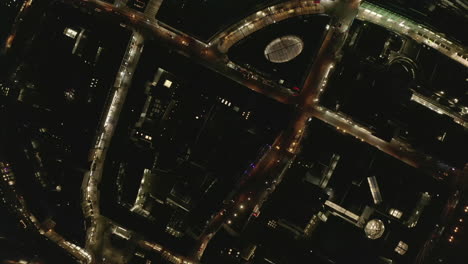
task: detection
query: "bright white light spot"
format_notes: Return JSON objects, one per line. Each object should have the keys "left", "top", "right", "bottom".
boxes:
{"left": 163, "top": 80, "right": 172, "bottom": 88}
{"left": 64, "top": 28, "right": 78, "bottom": 39}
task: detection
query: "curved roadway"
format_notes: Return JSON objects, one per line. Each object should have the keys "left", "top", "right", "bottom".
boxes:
{"left": 9, "top": 0, "right": 464, "bottom": 263}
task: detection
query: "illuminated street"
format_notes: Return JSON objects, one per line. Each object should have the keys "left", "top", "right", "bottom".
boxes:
{"left": 1, "top": 0, "right": 466, "bottom": 263}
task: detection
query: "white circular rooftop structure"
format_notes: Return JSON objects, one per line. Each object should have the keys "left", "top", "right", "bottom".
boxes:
{"left": 264, "top": 35, "right": 304, "bottom": 63}
{"left": 364, "top": 219, "right": 385, "bottom": 239}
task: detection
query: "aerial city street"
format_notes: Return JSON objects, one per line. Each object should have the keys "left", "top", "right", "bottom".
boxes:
{"left": 0, "top": 0, "right": 467, "bottom": 263}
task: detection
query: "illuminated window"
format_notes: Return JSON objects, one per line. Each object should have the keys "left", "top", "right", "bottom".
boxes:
{"left": 389, "top": 208, "right": 403, "bottom": 219}
{"left": 395, "top": 241, "right": 408, "bottom": 255}
{"left": 267, "top": 220, "right": 277, "bottom": 229}
{"left": 163, "top": 80, "right": 172, "bottom": 88}
{"left": 64, "top": 28, "right": 78, "bottom": 39}
{"left": 264, "top": 35, "right": 304, "bottom": 63}
{"left": 364, "top": 219, "right": 385, "bottom": 239}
